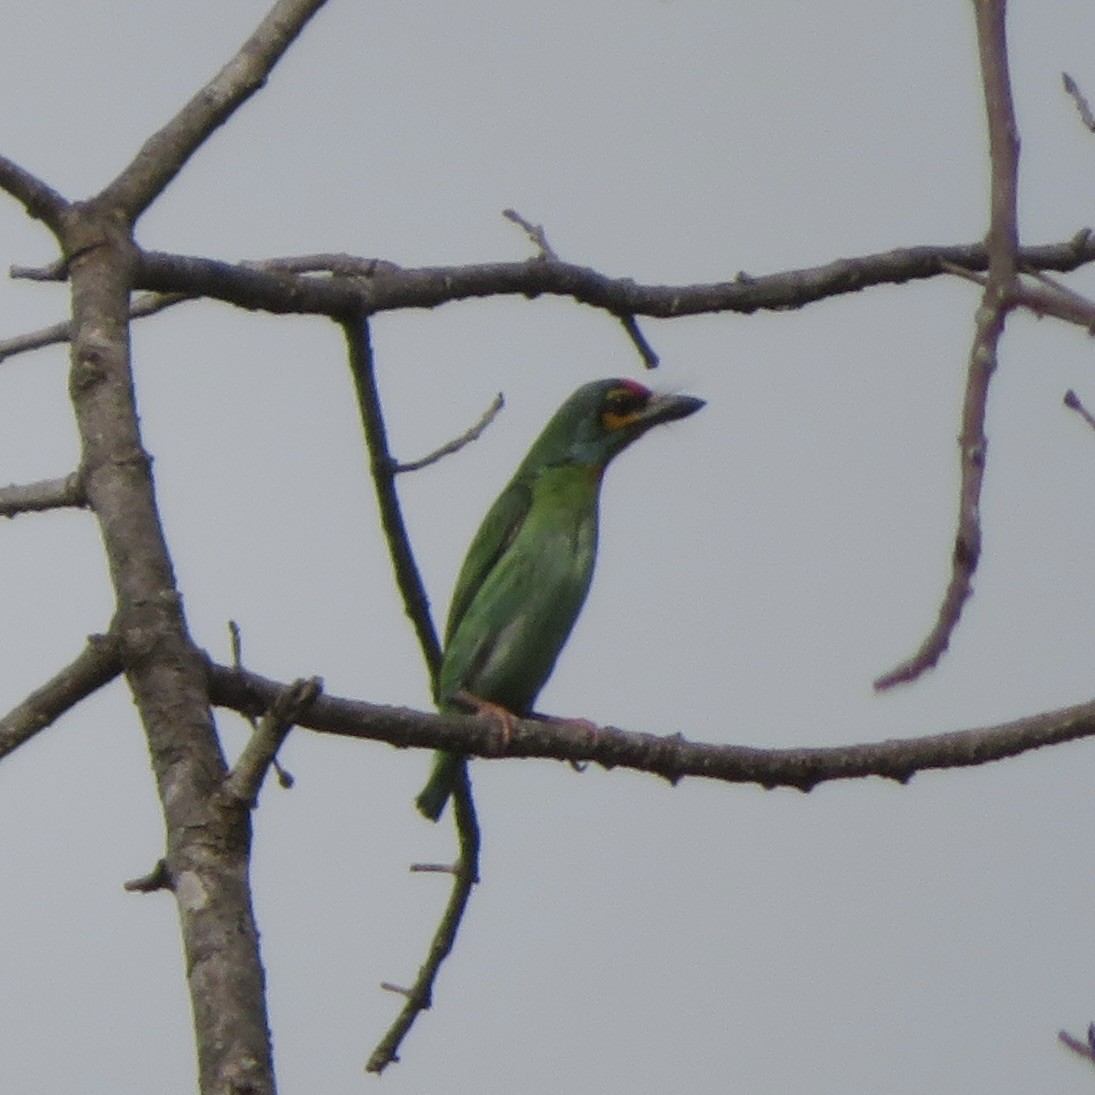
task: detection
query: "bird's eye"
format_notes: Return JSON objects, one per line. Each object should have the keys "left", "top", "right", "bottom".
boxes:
{"left": 603, "top": 387, "right": 648, "bottom": 415}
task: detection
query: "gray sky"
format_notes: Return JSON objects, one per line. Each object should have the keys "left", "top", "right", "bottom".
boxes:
{"left": 2, "top": 2, "right": 1095, "bottom": 1092}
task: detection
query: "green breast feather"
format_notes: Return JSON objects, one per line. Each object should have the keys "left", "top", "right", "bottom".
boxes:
{"left": 439, "top": 463, "right": 600, "bottom": 714}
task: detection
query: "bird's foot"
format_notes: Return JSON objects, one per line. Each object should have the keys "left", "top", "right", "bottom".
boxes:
{"left": 454, "top": 689, "right": 518, "bottom": 752}
{"left": 528, "top": 712, "right": 601, "bottom": 769}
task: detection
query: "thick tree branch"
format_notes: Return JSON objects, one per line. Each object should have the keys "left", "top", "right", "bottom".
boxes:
{"left": 0, "top": 634, "right": 121, "bottom": 760}
{"left": 130, "top": 233, "right": 1095, "bottom": 319}
{"left": 63, "top": 203, "right": 274, "bottom": 1094}
{"left": 875, "top": 0, "right": 1020, "bottom": 689}
{"left": 98, "top": 0, "right": 329, "bottom": 219}
{"left": 207, "top": 660, "right": 1095, "bottom": 792}
{"left": 4, "top": 235, "right": 1092, "bottom": 370}
{"left": 0, "top": 473, "right": 86, "bottom": 516}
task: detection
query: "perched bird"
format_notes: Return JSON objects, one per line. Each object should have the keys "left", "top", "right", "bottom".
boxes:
{"left": 416, "top": 377, "right": 705, "bottom": 820}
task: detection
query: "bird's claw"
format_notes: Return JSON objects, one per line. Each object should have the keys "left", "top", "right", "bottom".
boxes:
{"left": 455, "top": 689, "right": 517, "bottom": 752}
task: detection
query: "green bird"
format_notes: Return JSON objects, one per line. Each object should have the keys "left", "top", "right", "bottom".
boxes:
{"left": 416, "top": 377, "right": 705, "bottom": 820}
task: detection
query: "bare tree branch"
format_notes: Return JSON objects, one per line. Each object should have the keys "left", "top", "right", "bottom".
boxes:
{"left": 98, "top": 0, "right": 329, "bottom": 219}
{"left": 221, "top": 677, "right": 320, "bottom": 806}
{"left": 129, "top": 232, "right": 1095, "bottom": 321}
{"left": 367, "top": 766, "right": 480, "bottom": 1074}
{"left": 343, "top": 316, "right": 443, "bottom": 685}
{"left": 875, "top": 0, "right": 1020, "bottom": 689}
{"left": 0, "top": 155, "right": 69, "bottom": 229}
{"left": 0, "top": 634, "right": 121, "bottom": 760}
{"left": 1063, "top": 72, "right": 1095, "bottom": 133}
{"left": 0, "top": 473, "right": 85, "bottom": 516}
{"left": 1060, "top": 1023, "right": 1095, "bottom": 1066}
{"left": 503, "top": 207, "right": 659, "bottom": 365}
{"left": 941, "top": 260, "right": 1095, "bottom": 332}
{"left": 17, "top": 234, "right": 1095, "bottom": 367}
{"left": 206, "top": 659, "right": 1095, "bottom": 792}
{"left": 394, "top": 392, "right": 505, "bottom": 473}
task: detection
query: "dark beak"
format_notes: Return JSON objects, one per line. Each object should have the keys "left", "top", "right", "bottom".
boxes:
{"left": 640, "top": 392, "right": 706, "bottom": 427}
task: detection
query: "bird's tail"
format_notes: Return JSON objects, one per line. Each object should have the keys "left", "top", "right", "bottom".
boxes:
{"left": 415, "top": 751, "right": 467, "bottom": 821}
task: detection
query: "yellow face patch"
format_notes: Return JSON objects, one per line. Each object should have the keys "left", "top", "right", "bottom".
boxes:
{"left": 601, "top": 408, "right": 643, "bottom": 432}
{"left": 600, "top": 384, "right": 650, "bottom": 432}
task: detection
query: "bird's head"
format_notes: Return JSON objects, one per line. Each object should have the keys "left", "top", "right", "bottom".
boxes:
{"left": 518, "top": 378, "right": 705, "bottom": 474}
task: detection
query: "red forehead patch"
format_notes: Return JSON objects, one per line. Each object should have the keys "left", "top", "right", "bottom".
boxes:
{"left": 619, "top": 379, "right": 651, "bottom": 398}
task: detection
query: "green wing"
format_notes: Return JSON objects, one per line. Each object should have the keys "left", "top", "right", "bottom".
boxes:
{"left": 443, "top": 477, "right": 532, "bottom": 648}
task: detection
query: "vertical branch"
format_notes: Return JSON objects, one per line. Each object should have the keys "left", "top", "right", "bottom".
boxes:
{"left": 875, "top": 0, "right": 1019, "bottom": 689}
{"left": 343, "top": 317, "right": 486, "bottom": 1067}
{"left": 64, "top": 208, "right": 276, "bottom": 1095}
{"left": 342, "top": 316, "right": 443, "bottom": 687}
{"left": 367, "top": 770, "right": 481, "bottom": 1073}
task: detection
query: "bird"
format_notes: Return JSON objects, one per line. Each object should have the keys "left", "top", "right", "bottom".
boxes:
{"left": 416, "top": 377, "right": 705, "bottom": 820}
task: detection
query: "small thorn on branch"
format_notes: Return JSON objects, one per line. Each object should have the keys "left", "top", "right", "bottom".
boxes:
{"left": 124, "top": 858, "right": 172, "bottom": 893}
{"left": 1064, "top": 389, "right": 1095, "bottom": 432}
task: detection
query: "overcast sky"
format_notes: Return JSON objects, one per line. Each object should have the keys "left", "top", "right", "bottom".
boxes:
{"left": 2, "top": 2, "right": 1095, "bottom": 1093}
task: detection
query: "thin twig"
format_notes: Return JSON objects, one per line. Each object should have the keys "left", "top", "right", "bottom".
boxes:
{"left": 342, "top": 316, "right": 442, "bottom": 684}
{"left": 942, "top": 259, "right": 1095, "bottom": 332}
{"left": 875, "top": 0, "right": 1019, "bottom": 689}
{"left": 0, "top": 291, "right": 194, "bottom": 363}
{"left": 1063, "top": 72, "right": 1095, "bottom": 133}
{"left": 503, "top": 208, "right": 558, "bottom": 259}
{"left": 1059, "top": 1023, "right": 1095, "bottom": 1065}
{"left": 394, "top": 393, "right": 505, "bottom": 473}
{"left": 0, "top": 472, "right": 86, "bottom": 517}
{"left": 367, "top": 767, "right": 480, "bottom": 1073}
{"left": 503, "top": 206, "right": 659, "bottom": 367}
{"left": 227, "top": 619, "right": 295, "bottom": 788}
{"left": 221, "top": 677, "right": 320, "bottom": 807}
{"left": 0, "top": 634, "right": 121, "bottom": 761}
{"left": 618, "top": 312, "right": 660, "bottom": 368}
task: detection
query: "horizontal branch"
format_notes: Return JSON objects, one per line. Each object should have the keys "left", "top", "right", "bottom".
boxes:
{"left": 133, "top": 232, "right": 1095, "bottom": 322}
{"left": 206, "top": 660, "right": 1095, "bottom": 792}
{"left": 0, "top": 473, "right": 86, "bottom": 516}
{"left": 0, "top": 635, "right": 122, "bottom": 761}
